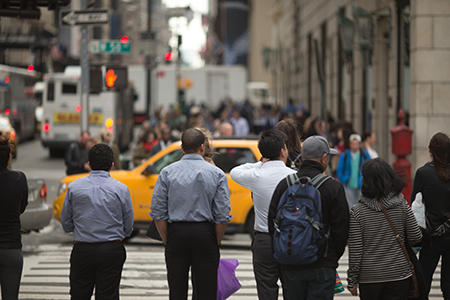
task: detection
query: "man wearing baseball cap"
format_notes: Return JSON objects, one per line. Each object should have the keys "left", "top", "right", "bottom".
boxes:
{"left": 268, "top": 135, "right": 349, "bottom": 300}
{"left": 336, "top": 134, "right": 371, "bottom": 211}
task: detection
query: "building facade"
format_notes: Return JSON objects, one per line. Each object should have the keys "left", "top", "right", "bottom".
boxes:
{"left": 254, "top": 0, "right": 450, "bottom": 170}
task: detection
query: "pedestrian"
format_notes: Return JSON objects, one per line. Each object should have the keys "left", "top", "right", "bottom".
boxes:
{"left": 150, "top": 128, "right": 231, "bottom": 300}
{"left": 230, "top": 130, "right": 296, "bottom": 300}
{"left": 347, "top": 158, "right": 422, "bottom": 299}
{"left": 65, "top": 130, "right": 91, "bottom": 175}
{"left": 411, "top": 132, "right": 450, "bottom": 298}
{"left": 100, "top": 128, "right": 122, "bottom": 170}
{"left": 0, "top": 135, "right": 28, "bottom": 300}
{"left": 362, "top": 130, "right": 379, "bottom": 159}
{"left": 275, "top": 119, "right": 303, "bottom": 171}
{"left": 133, "top": 130, "right": 158, "bottom": 166}
{"left": 336, "top": 134, "right": 370, "bottom": 211}
{"left": 268, "top": 135, "right": 349, "bottom": 300}
{"left": 230, "top": 109, "right": 249, "bottom": 137}
{"left": 60, "top": 143, "right": 134, "bottom": 300}
{"left": 220, "top": 122, "right": 234, "bottom": 137}
{"left": 150, "top": 127, "right": 176, "bottom": 157}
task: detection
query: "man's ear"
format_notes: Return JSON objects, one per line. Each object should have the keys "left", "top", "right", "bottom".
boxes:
{"left": 181, "top": 144, "right": 185, "bottom": 154}
{"left": 109, "top": 162, "right": 114, "bottom": 171}
{"left": 199, "top": 144, "right": 205, "bottom": 154}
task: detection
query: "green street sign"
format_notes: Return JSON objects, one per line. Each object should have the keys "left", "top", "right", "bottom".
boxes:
{"left": 89, "top": 40, "right": 131, "bottom": 54}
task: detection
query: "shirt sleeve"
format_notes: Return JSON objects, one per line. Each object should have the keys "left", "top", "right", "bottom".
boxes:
{"left": 410, "top": 168, "right": 424, "bottom": 204}
{"left": 60, "top": 185, "right": 74, "bottom": 233}
{"left": 212, "top": 172, "right": 231, "bottom": 224}
{"left": 405, "top": 202, "right": 422, "bottom": 245}
{"left": 150, "top": 170, "right": 169, "bottom": 221}
{"left": 347, "top": 210, "right": 363, "bottom": 287}
{"left": 329, "top": 184, "right": 350, "bottom": 259}
{"left": 229, "top": 162, "right": 261, "bottom": 190}
{"left": 20, "top": 172, "right": 28, "bottom": 214}
{"left": 122, "top": 187, "right": 134, "bottom": 237}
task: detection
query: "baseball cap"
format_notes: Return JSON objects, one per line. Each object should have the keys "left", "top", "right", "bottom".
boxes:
{"left": 302, "top": 136, "right": 338, "bottom": 159}
{"left": 349, "top": 134, "right": 362, "bottom": 143}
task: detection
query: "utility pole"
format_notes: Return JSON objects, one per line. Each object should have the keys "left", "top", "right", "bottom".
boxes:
{"left": 145, "top": 0, "right": 152, "bottom": 120}
{"left": 80, "top": 0, "right": 90, "bottom": 132}
{"left": 176, "top": 34, "right": 183, "bottom": 108}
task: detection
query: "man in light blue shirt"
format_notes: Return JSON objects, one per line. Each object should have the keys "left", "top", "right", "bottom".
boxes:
{"left": 150, "top": 128, "right": 231, "bottom": 300}
{"left": 230, "top": 130, "right": 295, "bottom": 300}
{"left": 61, "top": 143, "right": 134, "bottom": 300}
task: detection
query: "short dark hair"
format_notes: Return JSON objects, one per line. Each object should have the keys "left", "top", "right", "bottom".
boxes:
{"left": 181, "top": 128, "right": 205, "bottom": 153}
{"left": 0, "top": 135, "right": 11, "bottom": 168}
{"left": 258, "top": 130, "right": 287, "bottom": 159}
{"left": 89, "top": 143, "right": 114, "bottom": 171}
{"left": 361, "top": 158, "right": 406, "bottom": 199}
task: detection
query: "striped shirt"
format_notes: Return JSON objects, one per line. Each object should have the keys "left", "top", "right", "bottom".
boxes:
{"left": 347, "top": 193, "right": 422, "bottom": 287}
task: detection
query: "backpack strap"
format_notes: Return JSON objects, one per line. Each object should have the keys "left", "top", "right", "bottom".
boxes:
{"left": 286, "top": 173, "right": 300, "bottom": 187}
{"left": 311, "top": 173, "right": 331, "bottom": 190}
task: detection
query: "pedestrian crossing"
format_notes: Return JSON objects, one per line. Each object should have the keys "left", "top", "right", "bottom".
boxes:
{"left": 18, "top": 239, "right": 444, "bottom": 300}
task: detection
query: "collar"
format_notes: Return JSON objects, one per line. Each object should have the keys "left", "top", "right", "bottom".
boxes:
{"left": 299, "top": 160, "right": 324, "bottom": 173}
{"left": 89, "top": 170, "right": 111, "bottom": 178}
{"left": 261, "top": 160, "right": 288, "bottom": 168}
{"left": 0, "top": 168, "right": 9, "bottom": 175}
{"left": 181, "top": 154, "right": 205, "bottom": 161}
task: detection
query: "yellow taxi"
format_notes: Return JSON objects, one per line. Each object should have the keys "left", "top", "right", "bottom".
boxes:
{"left": 0, "top": 114, "right": 18, "bottom": 158}
{"left": 53, "top": 138, "right": 262, "bottom": 237}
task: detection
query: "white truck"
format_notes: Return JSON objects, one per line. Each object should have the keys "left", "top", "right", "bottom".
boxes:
{"left": 146, "top": 65, "right": 271, "bottom": 112}
{"left": 40, "top": 66, "right": 134, "bottom": 157}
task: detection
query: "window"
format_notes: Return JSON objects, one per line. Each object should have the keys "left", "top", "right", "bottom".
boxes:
{"left": 47, "top": 82, "right": 54, "bottom": 101}
{"left": 213, "top": 148, "right": 257, "bottom": 173}
{"left": 152, "top": 149, "right": 183, "bottom": 174}
{"left": 62, "top": 83, "right": 77, "bottom": 94}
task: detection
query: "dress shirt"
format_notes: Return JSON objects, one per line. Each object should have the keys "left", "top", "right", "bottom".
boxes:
{"left": 61, "top": 170, "right": 134, "bottom": 243}
{"left": 230, "top": 161, "right": 296, "bottom": 232}
{"left": 230, "top": 117, "right": 250, "bottom": 137}
{"left": 150, "top": 154, "right": 231, "bottom": 224}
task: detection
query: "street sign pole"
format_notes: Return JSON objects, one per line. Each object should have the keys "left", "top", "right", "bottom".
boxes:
{"left": 80, "top": 0, "right": 89, "bottom": 132}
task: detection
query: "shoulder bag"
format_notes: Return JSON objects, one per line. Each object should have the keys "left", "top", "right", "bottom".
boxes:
{"left": 380, "top": 202, "right": 421, "bottom": 299}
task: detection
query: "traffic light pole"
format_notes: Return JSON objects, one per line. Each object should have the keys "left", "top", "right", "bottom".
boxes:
{"left": 145, "top": 0, "right": 152, "bottom": 120}
{"left": 177, "top": 34, "right": 183, "bottom": 107}
{"left": 80, "top": 0, "right": 90, "bottom": 132}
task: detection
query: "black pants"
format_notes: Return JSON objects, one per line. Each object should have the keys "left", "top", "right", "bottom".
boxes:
{"left": 69, "top": 242, "right": 126, "bottom": 300}
{"left": 359, "top": 277, "right": 410, "bottom": 300}
{"left": 165, "top": 222, "right": 219, "bottom": 300}
{"left": 0, "top": 248, "right": 23, "bottom": 300}
{"left": 251, "top": 232, "right": 288, "bottom": 300}
{"left": 420, "top": 234, "right": 450, "bottom": 298}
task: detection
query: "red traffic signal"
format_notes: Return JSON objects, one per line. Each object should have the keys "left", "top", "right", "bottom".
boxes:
{"left": 105, "top": 69, "right": 118, "bottom": 88}
{"left": 165, "top": 52, "right": 173, "bottom": 61}
{"left": 27, "top": 65, "right": 34, "bottom": 72}
{"left": 120, "top": 36, "right": 129, "bottom": 43}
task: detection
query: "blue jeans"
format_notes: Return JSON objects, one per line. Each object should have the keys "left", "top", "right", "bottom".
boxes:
{"left": 419, "top": 234, "right": 450, "bottom": 299}
{"left": 281, "top": 267, "right": 335, "bottom": 300}
{"left": 344, "top": 186, "right": 361, "bottom": 212}
{"left": 0, "top": 248, "right": 23, "bottom": 300}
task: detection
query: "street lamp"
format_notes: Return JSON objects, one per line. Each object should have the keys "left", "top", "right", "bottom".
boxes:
{"left": 338, "top": 8, "right": 355, "bottom": 62}
{"left": 352, "top": 5, "right": 373, "bottom": 51}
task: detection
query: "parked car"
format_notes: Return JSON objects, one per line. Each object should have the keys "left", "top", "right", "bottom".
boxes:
{"left": 53, "top": 138, "right": 261, "bottom": 238}
{"left": 0, "top": 114, "right": 17, "bottom": 158}
{"left": 21, "top": 178, "right": 52, "bottom": 232}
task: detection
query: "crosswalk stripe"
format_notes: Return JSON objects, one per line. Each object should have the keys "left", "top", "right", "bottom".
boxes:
{"left": 19, "top": 243, "right": 444, "bottom": 300}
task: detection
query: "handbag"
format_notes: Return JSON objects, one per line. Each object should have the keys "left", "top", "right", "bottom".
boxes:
{"left": 145, "top": 220, "right": 162, "bottom": 241}
{"left": 380, "top": 202, "right": 421, "bottom": 299}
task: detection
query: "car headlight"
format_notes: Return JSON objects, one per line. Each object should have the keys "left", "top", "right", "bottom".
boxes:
{"left": 57, "top": 182, "right": 67, "bottom": 197}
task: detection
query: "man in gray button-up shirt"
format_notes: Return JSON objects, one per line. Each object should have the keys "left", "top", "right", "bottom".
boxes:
{"left": 150, "top": 128, "right": 231, "bottom": 300}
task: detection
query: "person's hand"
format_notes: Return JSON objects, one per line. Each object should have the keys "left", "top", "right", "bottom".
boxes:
{"left": 348, "top": 285, "right": 358, "bottom": 296}
{"left": 261, "top": 158, "right": 270, "bottom": 166}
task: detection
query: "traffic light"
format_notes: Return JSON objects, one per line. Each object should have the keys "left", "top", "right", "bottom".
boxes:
{"left": 27, "top": 65, "right": 34, "bottom": 72}
{"left": 120, "top": 36, "right": 129, "bottom": 43}
{"left": 105, "top": 66, "right": 128, "bottom": 89}
{"left": 165, "top": 52, "right": 173, "bottom": 63}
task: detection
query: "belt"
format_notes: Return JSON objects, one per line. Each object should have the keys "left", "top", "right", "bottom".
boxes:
{"left": 254, "top": 231, "right": 269, "bottom": 235}
{"left": 74, "top": 239, "right": 122, "bottom": 244}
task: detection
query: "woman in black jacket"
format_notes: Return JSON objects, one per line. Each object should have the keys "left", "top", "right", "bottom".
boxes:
{"left": 411, "top": 132, "right": 450, "bottom": 299}
{"left": 275, "top": 119, "right": 303, "bottom": 170}
{"left": 0, "top": 135, "right": 28, "bottom": 300}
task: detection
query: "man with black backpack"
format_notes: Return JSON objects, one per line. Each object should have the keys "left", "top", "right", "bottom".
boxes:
{"left": 268, "top": 135, "right": 349, "bottom": 300}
